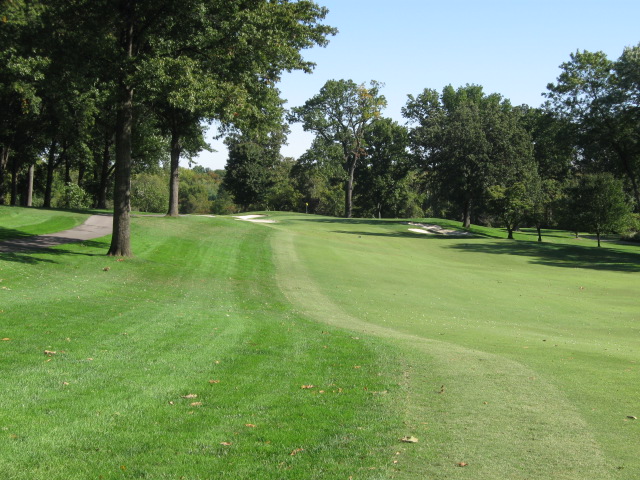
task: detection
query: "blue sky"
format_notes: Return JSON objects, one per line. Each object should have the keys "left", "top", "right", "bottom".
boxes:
{"left": 194, "top": 0, "right": 640, "bottom": 170}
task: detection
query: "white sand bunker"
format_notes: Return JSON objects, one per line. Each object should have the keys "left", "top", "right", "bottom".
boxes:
{"left": 234, "top": 214, "right": 276, "bottom": 223}
{"left": 407, "top": 222, "right": 474, "bottom": 236}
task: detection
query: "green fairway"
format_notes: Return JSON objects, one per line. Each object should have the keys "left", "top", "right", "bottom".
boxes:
{"left": 268, "top": 213, "right": 640, "bottom": 479}
{"left": 1, "top": 207, "right": 639, "bottom": 479}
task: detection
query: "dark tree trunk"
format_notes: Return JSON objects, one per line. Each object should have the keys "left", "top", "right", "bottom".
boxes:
{"left": 596, "top": 230, "right": 601, "bottom": 247}
{"left": 97, "top": 133, "right": 113, "bottom": 209}
{"left": 462, "top": 198, "right": 472, "bottom": 229}
{"left": 64, "top": 154, "right": 72, "bottom": 184}
{"left": 78, "top": 161, "right": 85, "bottom": 187}
{"left": 506, "top": 224, "right": 514, "bottom": 239}
{"left": 10, "top": 154, "right": 19, "bottom": 206}
{"left": 44, "top": 141, "right": 57, "bottom": 208}
{"left": 0, "top": 146, "right": 9, "bottom": 205}
{"left": 26, "top": 163, "right": 34, "bottom": 207}
{"left": 108, "top": 85, "right": 134, "bottom": 256}
{"left": 108, "top": 1, "right": 135, "bottom": 256}
{"left": 536, "top": 225, "right": 542, "bottom": 242}
{"left": 166, "top": 126, "right": 182, "bottom": 217}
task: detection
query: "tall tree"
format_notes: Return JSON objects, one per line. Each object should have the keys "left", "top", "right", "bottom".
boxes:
{"left": 223, "top": 124, "right": 288, "bottom": 211}
{"left": 564, "top": 173, "right": 631, "bottom": 247}
{"left": 289, "top": 79, "right": 387, "bottom": 218}
{"left": 545, "top": 48, "right": 640, "bottom": 209}
{"left": 404, "top": 84, "right": 533, "bottom": 228}
{"left": 45, "top": 0, "right": 335, "bottom": 256}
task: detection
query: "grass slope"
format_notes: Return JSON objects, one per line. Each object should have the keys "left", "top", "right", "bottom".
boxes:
{"left": 268, "top": 213, "right": 640, "bottom": 479}
{"left": 0, "top": 212, "right": 406, "bottom": 479}
{"left": 0, "top": 206, "right": 89, "bottom": 241}
{"left": 2, "top": 208, "right": 639, "bottom": 479}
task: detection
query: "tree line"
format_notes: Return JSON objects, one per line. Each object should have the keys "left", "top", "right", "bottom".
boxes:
{"left": 2, "top": 1, "right": 638, "bottom": 250}
{"left": 0, "top": 0, "right": 336, "bottom": 255}
{"left": 224, "top": 46, "right": 640, "bottom": 246}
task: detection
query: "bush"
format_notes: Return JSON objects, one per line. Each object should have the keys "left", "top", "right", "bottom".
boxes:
{"left": 131, "top": 173, "right": 168, "bottom": 213}
{"left": 55, "top": 182, "right": 91, "bottom": 210}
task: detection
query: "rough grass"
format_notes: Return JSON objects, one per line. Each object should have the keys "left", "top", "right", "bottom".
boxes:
{"left": 2, "top": 208, "right": 639, "bottom": 479}
{"left": 0, "top": 212, "right": 407, "bottom": 479}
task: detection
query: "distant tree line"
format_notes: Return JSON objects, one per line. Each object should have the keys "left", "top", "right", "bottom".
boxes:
{"left": 222, "top": 45, "right": 640, "bottom": 245}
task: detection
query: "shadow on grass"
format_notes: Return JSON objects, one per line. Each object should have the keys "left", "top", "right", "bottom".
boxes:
{"left": 0, "top": 240, "right": 107, "bottom": 265}
{"left": 447, "top": 240, "right": 640, "bottom": 272}
{"left": 0, "top": 226, "right": 37, "bottom": 242}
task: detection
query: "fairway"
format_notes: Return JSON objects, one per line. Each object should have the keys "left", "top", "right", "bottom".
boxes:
{"left": 1, "top": 208, "right": 639, "bottom": 479}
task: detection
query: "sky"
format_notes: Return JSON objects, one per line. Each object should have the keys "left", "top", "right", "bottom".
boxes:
{"left": 193, "top": 0, "right": 640, "bottom": 171}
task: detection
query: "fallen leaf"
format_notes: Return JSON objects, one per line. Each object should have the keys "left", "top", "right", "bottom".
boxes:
{"left": 44, "top": 350, "right": 57, "bottom": 356}
{"left": 400, "top": 436, "right": 419, "bottom": 443}
{"left": 2, "top": 338, "right": 9, "bottom": 341}
{"left": 190, "top": 402, "right": 202, "bottom": 406}
{"left": 627, "top": 416, "right": 637, "bottom": 420}
{"left": 182, "top": 394, "right": 198, "bottom": 399}
{"left": 245, "top": 424, "right": 256, "bottom": 428}
{"left": 301, "top": 385, "right": 315, "bottom": 389}
{"left": 220, "top": 442, "right": 232, "bottom": 446}
{"left": 290, "top": 448, "right": 304, "bottom": 456}
{"left": 457, "top": 462, "right": 468, "bottom": 467}
{"left": 209, "top": 380, "right": 220, "bottom": 384}
{"left": 116, "top": 258, "right": 125, "bottom": 262}
{"left": 103, "top": 267, "right": 110, "bottom": 271}
{"left": 62, "top": 382, "right": 70, "bottom": 386}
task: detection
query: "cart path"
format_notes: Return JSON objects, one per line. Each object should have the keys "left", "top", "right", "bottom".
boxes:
{"left": 0, "top": 214, "right": 113, "bottom": 253}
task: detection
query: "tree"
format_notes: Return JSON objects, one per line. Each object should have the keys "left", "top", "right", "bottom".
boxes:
{"left": 357, "top": 118, "right": 414, "bottom": 218}
{"left": 403, "top": 84, "right": 534, "bottom": 228}
{"left": 545, "top": 48, "right": 640, "bottom": 209}
{"left": 44, "top": 0, "right": 335, "bottom": 256}
{"left": 565, "top": 173, "right": 631, "bottom": 246}
{"left": 223, "top": 126, "right": 287, "bottom": 210}
{"left": 289, "top": 79, "right": 387, "bottom": 218}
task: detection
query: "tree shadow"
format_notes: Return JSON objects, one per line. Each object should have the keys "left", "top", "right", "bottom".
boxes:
{"left": 446, "top": 240, "right": 640, "bottom": 272}
{"left": 0, "top": 226, "right": 37, "bottom": 242}
{"left": 0, "top": 240, "right": 107, "bottom": 265}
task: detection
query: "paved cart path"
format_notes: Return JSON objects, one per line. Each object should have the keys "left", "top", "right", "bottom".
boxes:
{"left": 0, "top": 215, "right": 113, "bottom": 253}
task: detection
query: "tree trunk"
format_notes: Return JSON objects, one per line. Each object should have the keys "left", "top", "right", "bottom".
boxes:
{"left": 0, "top": 146, "right": 9, "bottom": 205}
{"left": 344, "top": 159, "right": 356, "bottom": 218}
{"left": 44, "top": 142, "right": 57, "bottom": 208}
{"left": 107, "top": 85, "right": 134, "bottom": 257}
{"left": 97, "top": 133, "right": 113, "bottom": 209}
{"left": 108, "top": 1, "right": 135, "bottom": 256}
{"left": 10, "top": 154, "right": 20, "bottom": 206}
{"left": 536, "top": 225, "right": 542, "bottom": 242}
{"left": 462, "top": 198, "right": 472, "bottom": 228}
{"left": 166, "top": 127, "right": 182, "bottom": 217}
{"left": 596, "top": 230, "right": 601, "bottom": 247}
{"left": 506, "top": 224, "right": 514, "bottom": 239}
{"left": 26, "top": 163, "right": 34, "bottom": 207}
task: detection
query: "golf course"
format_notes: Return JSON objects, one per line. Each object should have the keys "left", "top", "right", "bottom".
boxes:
{"left": 0, "top": 206, "right": 638, "bottom": 479}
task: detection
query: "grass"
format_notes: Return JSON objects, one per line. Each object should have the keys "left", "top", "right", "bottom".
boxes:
{"left": 1, "top": 207, "right": 639, "bottom": 479}
{"left": 0, "top": 206, "right": 89, "bottom": 241}
{"left": 0, "top": 208, "right": 407, "bottom": 479}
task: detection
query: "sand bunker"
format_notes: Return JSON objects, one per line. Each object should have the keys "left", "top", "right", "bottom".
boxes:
{"left": 234, "top": 215, "right": 276, "bottom": 224}
{"left": 407, "top": 222, "right": 474, "bottom": 236}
